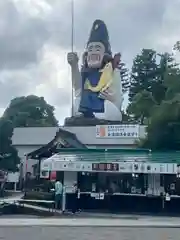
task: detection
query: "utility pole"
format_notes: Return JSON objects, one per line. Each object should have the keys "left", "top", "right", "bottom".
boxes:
{"left": 71, "top": 0, "right": 74, "bottom": 117}
{"left": 71, "top": 0, "right": 74, "bottom": 53}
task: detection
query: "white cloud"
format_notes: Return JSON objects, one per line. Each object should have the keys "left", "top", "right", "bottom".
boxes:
{"left": 14, "top": 0, "right": 52, "bottom": 18}
{"left": 32, "top": 45, "right": 72, "bottom": 124}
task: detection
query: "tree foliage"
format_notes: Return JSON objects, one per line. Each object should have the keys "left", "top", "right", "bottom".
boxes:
{"left": 129, "top": 49, "right": 158, "bottom": 102}
{"left": 129, "top": 50, "right": 177, "bottom": 106}
{"left": 127, "top": 90, "right": 156, "bottom": 124}
{"left": 129, "top": 46, "right": 180, "bottom": 150}
{"left": 143, "top": 99, "right": 180, "bottom": 150}
{"left": 0, "top": 118, "right": 20, "bottom": 171}
{"left": 0, "top": 95, "right": 59, "bottom": 170}
{"left": 143, "top": 71, "right": 180, "bottom": 150}
{"left": 3, "top": 95, "right": 59, "bottom": 127}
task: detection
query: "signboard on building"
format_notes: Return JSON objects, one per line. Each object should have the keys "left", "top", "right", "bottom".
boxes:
{"left": 92, "top": 163, "right": 119, "bottom": 172}
{"left": 41, "top": 158, "right": 178, "bottom": 175}
{"left": 96, "top": 125, "right": 140, "bottom": 138}
{"left": 51, "top": 161, "right": 92, "bottom": 172}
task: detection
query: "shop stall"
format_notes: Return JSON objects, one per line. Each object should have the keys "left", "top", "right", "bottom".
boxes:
{"left": 40, "top": 149, "right": 180, "bottom": 213}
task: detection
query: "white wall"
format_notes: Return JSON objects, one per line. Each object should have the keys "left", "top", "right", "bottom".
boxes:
{"left": 15, "top": 145, "right": 41, "bottom": 159}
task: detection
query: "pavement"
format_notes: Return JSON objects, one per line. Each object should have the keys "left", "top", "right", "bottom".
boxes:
{"left": 0, "top": 226, "right": 179, "bottom": 240}
{"left": 1, "top": 192, "right": 180, "bottom": 229}
{"left": 0, "top": 215, "right": 179, "bottom": 240}
{"left": 0, "top": 216, "right": 180, "bottom": 227}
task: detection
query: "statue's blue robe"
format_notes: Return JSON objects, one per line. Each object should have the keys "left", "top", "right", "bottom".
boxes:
{"left": 79, "top": 70, "right": 104, "bottom": 114}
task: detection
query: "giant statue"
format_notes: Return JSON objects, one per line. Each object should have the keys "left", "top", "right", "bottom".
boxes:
{"left": 67, "top": 19, "right": 123, "bottom": 122}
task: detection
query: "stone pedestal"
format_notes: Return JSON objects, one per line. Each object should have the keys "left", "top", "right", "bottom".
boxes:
{"left": 64, "top": 115, "right": 121, "bottom": 127}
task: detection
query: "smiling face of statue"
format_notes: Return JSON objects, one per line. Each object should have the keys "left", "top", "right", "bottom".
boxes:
{"left": 87, "top": 42, "right": 105, "bottom": 68}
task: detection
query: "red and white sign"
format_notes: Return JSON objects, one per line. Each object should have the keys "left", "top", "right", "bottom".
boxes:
{"left": 92, "top": 163, "right": 119, "bottom": 172}
{"left": 96, "top": 125, "right": 139, "bottom": 138}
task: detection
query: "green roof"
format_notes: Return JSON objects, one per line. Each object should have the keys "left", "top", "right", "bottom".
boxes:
{"left": 56, "top": 148, "right": 180, "bottom": 163}
{"left": 57, "top": 148, "right": 150, "bottom": 153}
{"left": 148, "top": 152, "right": 180, "bottom": 163}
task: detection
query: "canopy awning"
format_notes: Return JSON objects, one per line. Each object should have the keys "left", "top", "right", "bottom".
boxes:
{"left": 40, "top": 152, "right": 180, "bottom": 175}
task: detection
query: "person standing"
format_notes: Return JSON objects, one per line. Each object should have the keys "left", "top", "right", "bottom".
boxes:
{"left": 55, "top": 180, "right": 63, "bottom": 210}
{"left": 72, "top": 183, "right": 79, "bottom": 214}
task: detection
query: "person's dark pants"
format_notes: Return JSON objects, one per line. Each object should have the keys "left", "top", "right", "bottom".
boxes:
{"left": 55, "top": 194, "right": 62, "bottom": 210}
{"left": 72, "top": 194, "right": 78, "bottom": 213}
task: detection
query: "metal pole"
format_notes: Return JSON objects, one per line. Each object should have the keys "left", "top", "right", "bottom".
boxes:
{"left": 62, "top": 185, "right": 66, "bottom": 213}
{"left": 71, "top": 0, "right": 74, "bottom": 117}
{"left": 24, "top": 155, "right": 28, "bottom": 191}
{"left": 71, "top": 0, "right": 74, "bottom": 53}
{"left": 19, "top": 160, "right": 23, "bottom": 190}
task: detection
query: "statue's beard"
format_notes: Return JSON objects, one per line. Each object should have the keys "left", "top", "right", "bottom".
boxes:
{"left": 87, "top": 53, "right": 103, "bottom": 68}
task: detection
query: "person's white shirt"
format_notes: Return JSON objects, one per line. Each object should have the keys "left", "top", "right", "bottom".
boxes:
{"left": 55, "top": 181, "right": 63, "bottom": 195}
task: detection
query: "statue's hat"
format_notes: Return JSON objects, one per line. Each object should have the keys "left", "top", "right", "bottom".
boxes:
{"left": 87, "top": 19, "right": 112, "bottom": 56}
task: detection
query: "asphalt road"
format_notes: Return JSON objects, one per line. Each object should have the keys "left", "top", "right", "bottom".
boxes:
{"left": 0, "top": 227, "right": 179, "bottom": 240}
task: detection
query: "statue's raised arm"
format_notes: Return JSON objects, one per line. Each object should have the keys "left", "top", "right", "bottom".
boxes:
{"left": 67, "top": 52, "right": 82, "bottom": 116}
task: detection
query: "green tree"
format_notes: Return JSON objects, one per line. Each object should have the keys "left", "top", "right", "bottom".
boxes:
{"left": 152, "top": 52, "right": 179, "bottom": 103}
{"left": 129, "top": 50, "right": 178, "bottom": 104}
{"left": 143, "top": 96, "right": 180, "bottom": 150}
{"left": 128, "top": 49, "right": 179, "bottom": 124}
{"left": 127, "top": 90, "right": 156, "bottom": 124}
{"left": 129, "top": 49, "right": 158, "bottom": 102}
{"left": 3, "top": 95, "right": 59, "bottom": 127}
{"left": 164, "top": 68, "right": 180, "bottom": 100}
{"left": 142, "top": 69, "right": 180, "bottom": 150}
{"left": 0, "top": 118, "right": 20, "bottom": 171}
